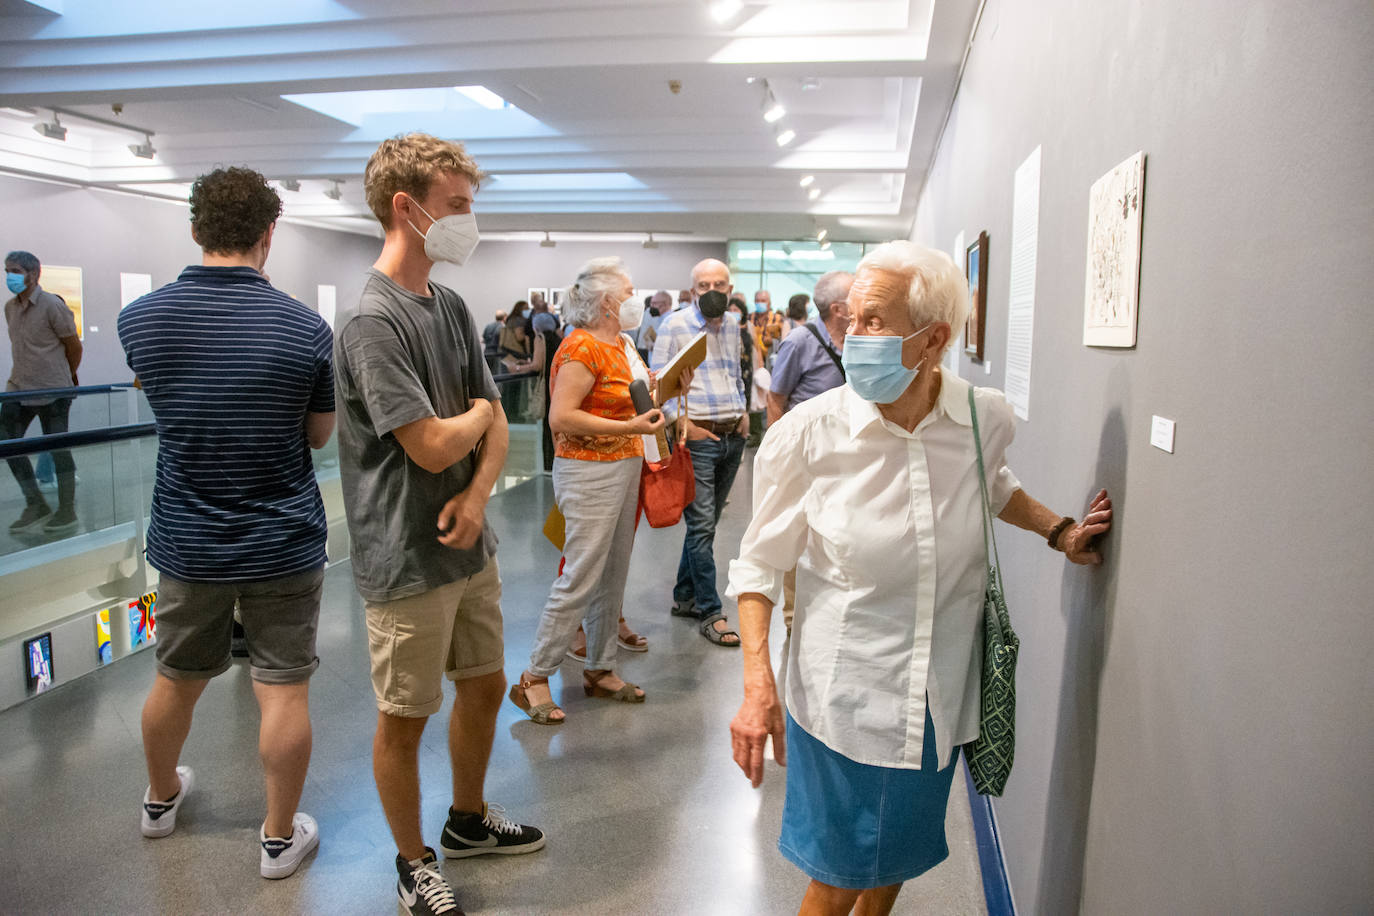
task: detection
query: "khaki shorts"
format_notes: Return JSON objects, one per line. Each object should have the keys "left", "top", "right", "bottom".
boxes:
{"left": 154, "top": 567, "right": 324, "bottom": 685}
{"left": 365, "top": 556, "right": 505, "bottom": 718}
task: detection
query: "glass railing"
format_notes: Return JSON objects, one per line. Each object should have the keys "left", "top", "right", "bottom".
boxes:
{"left": 0, "top": 376, "right": 546, "bottom": 709}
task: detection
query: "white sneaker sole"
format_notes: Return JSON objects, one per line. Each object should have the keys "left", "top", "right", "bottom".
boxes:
{"left": 439, "top": 832, "right": 546, "bottom": 859}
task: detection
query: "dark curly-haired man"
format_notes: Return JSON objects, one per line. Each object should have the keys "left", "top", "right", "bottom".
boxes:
{"left": 118, "top": 166, "right": 334, "bottom": 880}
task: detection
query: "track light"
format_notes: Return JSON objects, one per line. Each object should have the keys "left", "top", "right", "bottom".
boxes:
{"left": 540, "top": 231, "right": 556, "bottom": 248}
{"left": 642, "top": 233, "right": 660, "bottom": 250}
{"left": 709, "top": 0, "right": 742, "bottom": 22}
{"left": 128, "top": 135, "right": 156, "bottom": 159}
{"left": 33, "top": 115, "right": 66, "bottom": 141}
{"left": 763, "top": 102, "right": 785, "bottom": 123}
{"left": 280, "top": 179, "right": 301, "bottom": 192}
{"left": 324, "top": 180, "right": 343, "bottom": 201}
{"left": 820, "top": 240, "right": 831, "bottom": 251}
{"left": 816, "top": 228, "right": 828, "bottom": 243}
{"left": 808, "top": 187, "right": 820, "bottom": 200}
{"left": 799, "top": 175, "right": 814, "bottom": 188}
{"left": 776, "top": 129, "right": 795, "bottom": 147}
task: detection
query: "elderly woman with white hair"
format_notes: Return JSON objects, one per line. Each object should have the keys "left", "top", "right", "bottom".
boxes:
{"left": 727, "top": 241, "right": 1113, "bottom": 914}
{"left": 510, "top": 257, "right": 665, "bottom": 724}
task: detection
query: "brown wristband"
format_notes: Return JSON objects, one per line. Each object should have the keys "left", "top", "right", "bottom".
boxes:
{"left": 1048, "top": 517, "right": 1075, "bottom": 550}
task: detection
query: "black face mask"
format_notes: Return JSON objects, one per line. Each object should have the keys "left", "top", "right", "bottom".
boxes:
{"left": 697, "top": 289, "right": 728, "bottom": 319}
{"left": 649, "top": 307, "right": 660, "bottom": 317}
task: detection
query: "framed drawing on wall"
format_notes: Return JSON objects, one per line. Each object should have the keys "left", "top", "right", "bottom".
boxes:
{"left": 1083, "top": 151, "right": 1145, "bottom": 347}
{"left": 526, "top": 288, "right": 547, "bottom": 307}
{"left": 550, "top": 288, "right": 565, "bottom": 312}
{"left": 964, "top": 231, "right": 989, "bottom": 361}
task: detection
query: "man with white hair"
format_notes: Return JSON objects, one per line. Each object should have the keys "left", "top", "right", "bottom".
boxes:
{"left": 651, "top": 258, "right": 748, "bottom": 647}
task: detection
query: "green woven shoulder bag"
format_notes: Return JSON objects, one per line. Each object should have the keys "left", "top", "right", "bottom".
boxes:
{"left": 962, "top": 386, "right": 1020, "bottom": 797}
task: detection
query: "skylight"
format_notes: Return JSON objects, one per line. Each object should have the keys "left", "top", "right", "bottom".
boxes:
{"left": 454, "top": 86, "right": 508, "bottom": 109}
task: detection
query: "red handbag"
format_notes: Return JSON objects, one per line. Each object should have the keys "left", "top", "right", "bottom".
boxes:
{"left": 639, "top": 397, "right": 696, "bottom": 528}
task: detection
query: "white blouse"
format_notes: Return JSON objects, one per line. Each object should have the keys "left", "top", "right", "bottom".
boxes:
{"left": 726, "top": 374, "right": 1020, "bottom": 770}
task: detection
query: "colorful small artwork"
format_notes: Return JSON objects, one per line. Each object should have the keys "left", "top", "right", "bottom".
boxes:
{"left": 41, "top": 264, "right": 85, "bottom": 340}
{"left": 129, "top": 591, "right": 157, "bottom": 648}
{"left": 95, "top": 607, "right": 112, "bottom": 665}
{"left": 24, "top": 633, "right": 54, "bottom": 693}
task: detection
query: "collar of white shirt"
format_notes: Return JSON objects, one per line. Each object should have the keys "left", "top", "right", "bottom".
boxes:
{"left": 845, "top": 368, "right": 974, "bottom": 440}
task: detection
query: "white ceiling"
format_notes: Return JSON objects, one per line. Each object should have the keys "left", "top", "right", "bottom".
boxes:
{"left": 0, "top": 0, "right": 980, "bottom": 243}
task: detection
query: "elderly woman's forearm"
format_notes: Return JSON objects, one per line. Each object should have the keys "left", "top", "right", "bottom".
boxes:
{"left": 736, "top": 592, "right": 779, "bottom": 699}
{"left": 997, "top": 488, "right": 1061, "bottom": 540}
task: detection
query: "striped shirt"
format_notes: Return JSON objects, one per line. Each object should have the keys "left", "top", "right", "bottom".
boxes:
{"left": 650, "top": 304, "right": 746, "bottom": 422}
{"left": 117, "top": 266, "right": 334, "bottom": 582}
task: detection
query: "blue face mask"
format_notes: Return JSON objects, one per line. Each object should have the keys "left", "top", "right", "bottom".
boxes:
{"left": 841, "top": 324, "right": 932, "bottom": 404}
{"left": 753, "top": 302, "right": 767, "bottom": 314}
{"left": 5, "top": 272, "right": 25, "bottom": 295}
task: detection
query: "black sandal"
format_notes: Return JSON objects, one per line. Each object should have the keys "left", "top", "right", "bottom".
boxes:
{"left": 698, "top": 613, "right": 740, "bottom": 647}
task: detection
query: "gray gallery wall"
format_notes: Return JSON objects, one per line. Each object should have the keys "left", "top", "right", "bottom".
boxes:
{"left": 0, "top": 172, "right": 723, "bottom": 387}
{"left": 912, "top": 0, "right": 1373, "bottom": 912}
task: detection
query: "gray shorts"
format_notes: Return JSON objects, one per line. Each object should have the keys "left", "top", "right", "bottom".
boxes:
{"left": 153, "top": 566, "right": 324, "bottom": 685}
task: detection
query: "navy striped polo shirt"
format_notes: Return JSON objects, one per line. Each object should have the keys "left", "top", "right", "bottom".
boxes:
{"left": 118, "top": 265, "right": 334, "bottom": 582}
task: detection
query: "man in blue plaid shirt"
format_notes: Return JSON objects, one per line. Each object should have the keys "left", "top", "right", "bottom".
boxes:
{"left": 651, "top": 258, "right": 748, "bottom": 647}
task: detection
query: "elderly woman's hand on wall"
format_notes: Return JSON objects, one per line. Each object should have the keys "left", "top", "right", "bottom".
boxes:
{"left": 1062, "top": 489, "right": 1113, "bottom": 565}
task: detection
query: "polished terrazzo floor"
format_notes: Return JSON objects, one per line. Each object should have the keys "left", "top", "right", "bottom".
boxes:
{"left": 0, "top": 459, "right": 986, "bottom": 915}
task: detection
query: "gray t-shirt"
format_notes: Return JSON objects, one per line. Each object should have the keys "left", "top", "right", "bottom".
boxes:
{"left": 334, "top": 269, "right": 500, "bottom": 603}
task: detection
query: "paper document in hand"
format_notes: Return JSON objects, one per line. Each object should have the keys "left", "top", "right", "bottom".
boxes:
{"left": 655, "top": 330, "right": 708, "bottom": 404}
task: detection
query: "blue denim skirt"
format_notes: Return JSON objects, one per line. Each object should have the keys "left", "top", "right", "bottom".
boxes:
{"left": 778, "top": 709, "right": 959, "bottom": 889}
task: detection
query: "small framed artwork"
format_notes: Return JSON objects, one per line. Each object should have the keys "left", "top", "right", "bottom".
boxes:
{"left": 550, "top": 288, "right": 565, "bottom": 312}
{"left": 964, "top": 231, "right": 989, "bottom": 361}
{"left": 24, "top": 632, "right": 54, "bottom": 694}
{"left": 526, "top": 287, "right": 547, "bottom": 306}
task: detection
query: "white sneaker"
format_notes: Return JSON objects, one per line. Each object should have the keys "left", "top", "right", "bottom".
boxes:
{"left": 141, "top": 766, "right": 194, "bottom": 838}
{"left": 260, "top": 812, "right": 320, "bottom": 879}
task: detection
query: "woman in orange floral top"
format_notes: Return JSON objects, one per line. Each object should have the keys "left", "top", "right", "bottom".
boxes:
{"left": 510, "top": 257, "right": 666, "bottom": 724}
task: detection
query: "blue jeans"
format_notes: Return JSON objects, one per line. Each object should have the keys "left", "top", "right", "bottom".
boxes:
{"left": 674, "top": 432, "right": 746, "bottom": 618}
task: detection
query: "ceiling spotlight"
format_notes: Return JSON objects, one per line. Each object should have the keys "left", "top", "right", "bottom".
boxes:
{"left": 709, "top": 0, "right": 742, "bottom": 22}
{"left": 776, "top": 129, "right": 796, "bottom": 147}
{"left": 820, "top": 240, "right": 831, "bottom": 251}
{"left": 816, "top": 228, "right": 828, "bottom": 243}
{"left": 763, "top": 102, "right": 785, "bottom": 123}
{"left": 801, "top": 77, "right": 821, "bottom": 91}
{"left": 324, "top": 180, "right": 343, "bottom": 201}
{"left": 540, "top": 231, "right": 556, "bottom": 248}
{"left": 280, "top": 178, "right": 301, "bottom": 192}
{"left": 643, "top": 233, "right": 660, "bottom": 250}
{"left": 33, "top": 115, "right": 66, "bottom": 141}
{"left": 799, "top": 175, "right": 814, "bottom": 188}
{"left": 808, "top": 187, "right": 820, "bottom": 200}
{"left": 128, "top": 135, "right": 156, "bottom": 159}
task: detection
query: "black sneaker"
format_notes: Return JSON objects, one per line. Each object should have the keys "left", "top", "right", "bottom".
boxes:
{"left": 397, "top": 848, "right": 464, "bottom": 915}
{"left": 9, "top": 503, "right": 51, "bottom": 533}
{"left": 42, "top": 506, "right": 78, "bottom": 537}
{"left": 439, "top": 802, "right": 545, "bottom": 858}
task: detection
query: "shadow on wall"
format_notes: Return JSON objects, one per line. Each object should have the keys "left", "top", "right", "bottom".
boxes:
{"left": 1035, "top": 382, "right": 1129, "bottom": 915}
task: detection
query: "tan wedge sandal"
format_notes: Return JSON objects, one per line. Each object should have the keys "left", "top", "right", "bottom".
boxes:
{"left": 509, "top": 674, "right": 565, "bottom": 724}
{"left": 583, "top": 669, "right": 645, "bottom": 703}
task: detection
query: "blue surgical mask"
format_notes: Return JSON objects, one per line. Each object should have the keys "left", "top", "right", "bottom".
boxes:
{"left": 753, "top": 302, "right": 767, "bottom": 314}
{"left": 841, "top": 324, "right": 933, "bottom": 404}
{"left": 5, "top": 272, "right": 25, "bottom": 295}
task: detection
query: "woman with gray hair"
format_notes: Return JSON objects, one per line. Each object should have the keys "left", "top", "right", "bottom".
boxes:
{"left": 510, "top": 257, "right": 666, "bottom": 724}
{"left": 726, "top": 241, "right": 1113, "bottom": 913}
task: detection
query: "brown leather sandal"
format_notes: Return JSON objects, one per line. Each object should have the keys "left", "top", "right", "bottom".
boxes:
{"left": 582, "top": 669, "right": 645, "bottom": 703}
{"left": 509, "top": 674, "right": 565, "bottom": 724}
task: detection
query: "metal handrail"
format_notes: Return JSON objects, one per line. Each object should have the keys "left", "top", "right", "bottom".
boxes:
{"left": 0, "top": 382, "right": 136, "bottom": 404}
{"left": 0, "top": 422, "right": 157, "bottom": 460}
